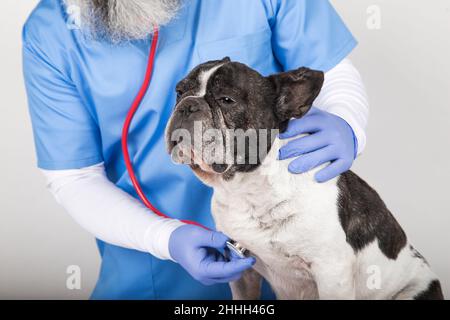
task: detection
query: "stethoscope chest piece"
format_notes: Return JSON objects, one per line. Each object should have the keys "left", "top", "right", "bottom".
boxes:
{"left": 226, "top": 240, "right": 249, "bottom": 259}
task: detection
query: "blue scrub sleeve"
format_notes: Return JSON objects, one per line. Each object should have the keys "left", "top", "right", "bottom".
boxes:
{"left": 269, "top": 0, "right": 357, "bottom": 72}
{"left": 23, "top": 42, "right": 103, "bottom": 170}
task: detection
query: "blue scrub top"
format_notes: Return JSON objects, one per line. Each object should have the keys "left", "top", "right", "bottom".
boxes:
{"left": 23, "top": 0, "right": 357, "bottom": 300}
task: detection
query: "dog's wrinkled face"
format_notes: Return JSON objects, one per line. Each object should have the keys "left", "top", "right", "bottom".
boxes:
{"left": 165, "top": 57, "right": 324, "bottom": 180}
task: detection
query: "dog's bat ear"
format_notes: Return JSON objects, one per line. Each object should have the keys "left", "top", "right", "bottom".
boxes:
{"left": 268, "top": 67, "right": 324, "bottom": 122}
{"left": 221, "top": 57, "right": 231, "bottom": 63}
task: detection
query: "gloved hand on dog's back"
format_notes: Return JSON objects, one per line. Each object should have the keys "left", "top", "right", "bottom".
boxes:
{"left": 279, "top": 107, "right": 357, "bottom": 183}
{"left": 169, "top": 224, "right": 256, "bottom": 286}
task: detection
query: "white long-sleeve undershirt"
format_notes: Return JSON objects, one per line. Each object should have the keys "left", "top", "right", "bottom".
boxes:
{"left": 314, "top": 58, "right": 369, "bottom": 154}
{"left": 41, "top": 163, "right": 184, "bottom": 260}
{"left": 40, "top": 58, "right": 369, "bottom": 261}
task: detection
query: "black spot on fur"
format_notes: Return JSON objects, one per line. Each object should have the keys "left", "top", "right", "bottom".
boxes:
{"left": 337, "top": 171, "right": 407, "bottom": 260}
{"left": 414, "top": 280, "right": 444, "bottom": 300}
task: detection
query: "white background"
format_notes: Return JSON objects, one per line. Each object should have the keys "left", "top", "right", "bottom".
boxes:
{"left": 0, "top": 0, "right": 449, "bottom": 299}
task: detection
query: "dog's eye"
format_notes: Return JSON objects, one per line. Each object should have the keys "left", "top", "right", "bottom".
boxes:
{"left": 176, "top": 90, "right": 183, "bottom": 100}
{"left": 218, "top": 97, "right": 235, "bottom": 105}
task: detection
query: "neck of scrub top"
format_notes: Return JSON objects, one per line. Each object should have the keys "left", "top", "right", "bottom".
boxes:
{"left": 121, "top": 26, "right": 207, "bottom": 230}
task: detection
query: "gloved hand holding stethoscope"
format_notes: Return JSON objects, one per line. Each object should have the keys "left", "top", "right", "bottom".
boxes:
{"left": 168, "top": 225, "right": 256, "bottom": 286}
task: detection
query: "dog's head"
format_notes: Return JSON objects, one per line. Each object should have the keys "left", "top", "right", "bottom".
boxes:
{"left": 165, "top": 57, "right": 324, "bottom": 181}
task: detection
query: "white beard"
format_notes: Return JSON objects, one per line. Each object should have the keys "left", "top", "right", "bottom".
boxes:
{"left": 64, "top": 0, "right": 181, "bottom": 42}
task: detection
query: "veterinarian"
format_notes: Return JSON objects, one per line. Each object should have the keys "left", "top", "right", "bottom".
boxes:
{"left": 23, "top": 0, "right": 369, "bottom": 299}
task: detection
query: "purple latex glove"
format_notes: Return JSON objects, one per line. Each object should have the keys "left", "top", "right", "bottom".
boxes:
{"left": 279, "top": 107, "right": 357, "bottom": 182}
{"left": 169, "top": 225, "right": 256, "bottom": 286}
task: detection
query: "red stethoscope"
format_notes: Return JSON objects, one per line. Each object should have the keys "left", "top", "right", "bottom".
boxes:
{"left": 120, "top": 27, "right": 247, "bottom": 258}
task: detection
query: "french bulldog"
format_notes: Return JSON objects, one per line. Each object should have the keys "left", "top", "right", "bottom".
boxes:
{"left": 165, "top": 57, "right": 443, "bottom": 300}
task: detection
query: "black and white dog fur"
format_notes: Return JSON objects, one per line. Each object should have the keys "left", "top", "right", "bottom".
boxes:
{"left": 165, "top": 58, "right": 444, "bottom": 300}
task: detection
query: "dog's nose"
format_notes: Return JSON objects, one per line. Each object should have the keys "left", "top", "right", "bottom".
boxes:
{"left": 180, "top": 102, "right": 200, "bottom": 117}
{"left": 188, "top": 104, "right": 200, "bottom": 113}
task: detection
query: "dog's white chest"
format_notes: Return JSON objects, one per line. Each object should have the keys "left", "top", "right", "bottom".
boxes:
{"left": 210, "top": 139, "right": 348, "bottom": 296}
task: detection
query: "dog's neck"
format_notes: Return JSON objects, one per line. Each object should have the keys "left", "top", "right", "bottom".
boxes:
{"left": 221, "top": 122, "right": 289, "bottom": 180}
{"left": 210, "top": 137, "right": 326, "bottom": 216}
